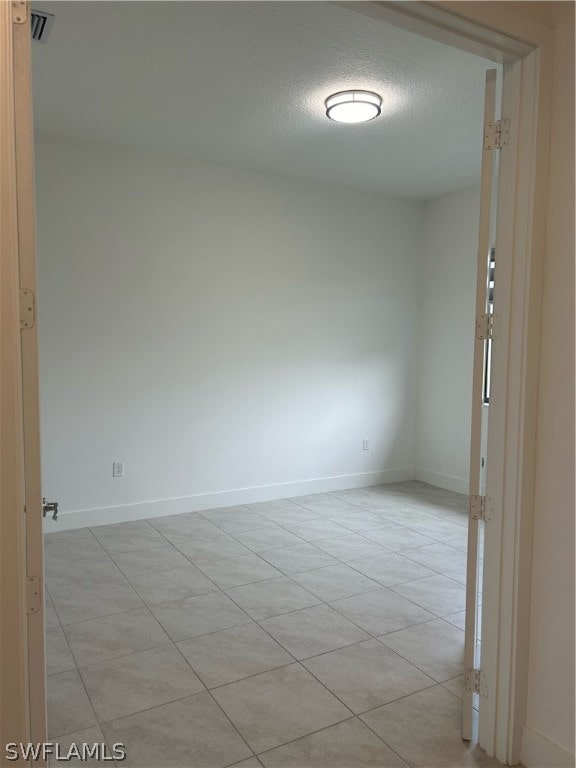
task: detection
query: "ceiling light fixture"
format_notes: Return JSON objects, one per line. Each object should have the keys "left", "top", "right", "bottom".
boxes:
{"left": 325, "top": 90, "right": 382, "bottom": 124}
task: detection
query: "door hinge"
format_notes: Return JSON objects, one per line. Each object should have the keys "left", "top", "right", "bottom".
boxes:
{"left": 12, "top": 1, "right": 27, "bottom": 24}
{"left": 484, "top": 118, "right": 510, "bottom": 150}
{"left": 465, "top": 667, "right": 488, "bottom": 697}
{"left": 27, "top": 576, "right": 41, "bottom": 614}
{"left": 476, "top": 312, "right": 499, "bottom": 340}
{"left": 470, "top": 495, "right": 493, "bottom": 521}
{"left": 20, "top": 288, "right": 35, "bottom": 330}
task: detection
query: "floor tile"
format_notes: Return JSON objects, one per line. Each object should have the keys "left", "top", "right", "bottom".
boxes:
{"left": 127, "top": 564, "right": 219, "bottom": 605}
{"left": 332, "top": 489, "right": 406, "bottom": 509}
{"left": 258, "top": 543, "right": 339, "bottom": 575}
{"left": 150, "top": 591, "right": 250, "bottom": 641}
{"left": 229, "top": 759, "right": 262, "bottom": 768}
{"left": 44, "top": 533, "right": 109, "bottom": 577}
{"left": 163, "top": 528, "right": 234, "bottom": 550}
{"left": 212, "top": 664, "right": 351, "bottom": 753}
{"left": 314, "top": 534, "right": 388, "bottom": 562}
{"left": 443, "top": 674, "right": 465, "bottom": 700}
{"left": 439, "top": 565, "right": 468, "bottom": 584}
{"left": 201, "top": 504, "right": 252, "bottom": 521}
{"left": 403, "top": 518, "right": 469, "bottom": 543}
{"left": 390, "top": 575, "right": 466, "bottom": 617}
{"left": 257, "top": 506, "right": 324, "bottom": 525}
{"left": 46, "top": 626, "right": 76, "bottom": 676}
{"left": 225, "top": 577, "right": 320, "bottom": 620}
{"left": 47, "top": 670, "right": 97, "bottom": 738}
{"left": 362, "top": 525, "right": 437, "bottom": 551}
{"left": 374, "top": 509, "right": 439, "bottom": 527}
{"left": 289, "top": 494, "right": 356, "bottom": 513}
{"left": 398, "top": 543, "right": 467, "bottom": 572}
{"left": 45, "top": 591, "right": 61, "bottom": 628}
{"left": 63, "top": 608, "right": 170, "bottom": 666}
{"left": 290, "top": 564, "right": 381, "bottom": 602}
{"left": 110, "top": 545, "right": 192, "bottom": 578}
{"left": 233, "top": 528, "right": 305, "bottom": 552}
{"left": 445, "top": 610, "right": 466, "bottom": 631}
{"left": 361, "top": 685, "right": 501, "bottom": 767}
{"left": 90, "top": 521, "right": 165, "bottom": 553}
{"left": 259, "top": 717, "right": 407, "bottom": 767}
{"left": 148, "top": 514, "right": 226, "bottom": 540}
{"left": 378, "top": 618, "right": 465, "bottom": 681}
{"left": 247, "top": 499, "right": 305, "bottom": 516}
{"left": 48, "top": 567, "right": 144, "bottom": 625}
{"left": 46, "top": 557, "right": 125, "bottom": 585}
{"left": 443, "top": 536, "right": 469, "bottom": 552}
{"left": 101, "top": 692, "right": 252, "bottom": 767}
{"left": 280, "top": 519, "right": 351, "bottom": 541}
{"left": 324, "top": 510, "right": 393, "bottom": 532}
{"left": 202, "top": 508, "right": 276, "bottom": 533}
{"left": 45, "top": 482, "right": 473, "bottom": 768}
{"left": 302, "top": 639, "right": 433, "bottom": 714}
{"left": 45, "top": 528, "right": 98, "bottom": 543}
{"left": 177, "top": 623, "right": 292, "bottom": 688}
{"left": 48, "top": 726, "right": 109, "bottom": 767}
{"left": 80, "top": 644, "right": 204, "bottom": 721}
{"left": 330, "top": 489, "right": 385, "bottom": 505}
{"left": 173, "top": 536, "right": 252, "bottom": 564}
{"left": 348, "top": 552, "right": 437, "bottom": 587}
{"left": 197, "top": 554, "right": 281, "bottom": 588}
{"left": 330, "top": 587, "right": 435, "bottom": 636}
{"left": 259, "top": 604, "right": 369, "bottom": 660}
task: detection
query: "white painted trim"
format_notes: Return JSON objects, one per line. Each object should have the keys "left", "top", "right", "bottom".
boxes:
{"left": 415, "top": 468, "right": 469, "bottom": 495}
{"left": 521, "top": 726, "right": 575, "bottom": 768}
{"left": 43, "top": 468, "right": 416, "bottom": 532}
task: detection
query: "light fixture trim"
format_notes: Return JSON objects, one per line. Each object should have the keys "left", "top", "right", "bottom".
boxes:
{"left": 325, "top": 90, "right": 383, "bottom": 123}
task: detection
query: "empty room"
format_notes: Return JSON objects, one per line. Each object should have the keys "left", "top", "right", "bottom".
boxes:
{"left": 6, "top": 1, "right": 550, "bottom": 767}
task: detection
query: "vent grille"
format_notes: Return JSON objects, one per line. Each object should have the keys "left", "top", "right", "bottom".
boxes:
{"left": 31, "top": 10, "right": 54, "bottom": 43}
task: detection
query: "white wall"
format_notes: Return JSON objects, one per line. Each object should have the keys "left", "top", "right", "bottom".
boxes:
{"left": 35, "top": 135, "right": 423, "bottom": 528}
{"left": 521, "top": 3, "right": 575, "bottom": 765}
{"left": 415, "top": 186, "right": 480, "bottom": 494}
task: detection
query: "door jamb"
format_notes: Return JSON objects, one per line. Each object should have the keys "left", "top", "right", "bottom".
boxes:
{"left": 0, "top": 0, "right": 31, "bottom": 751}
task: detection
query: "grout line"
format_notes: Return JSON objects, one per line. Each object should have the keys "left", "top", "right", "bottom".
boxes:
{"left": 57, "top": 604, "right": 151, "bottom": 630}
{"left": 255, "top": 713, "right": 413, "bottom": 768}
{"left": 253, "top": 714, "right": 359, "bottom": 759}
{"left": 374, "top": 628, "right": 465, "bottom": 683}
{"left": 170, "top": 642, "right": 258, "bottom": 763}
{"left": 357, "top": 713, "right": 416, "bottom": 766}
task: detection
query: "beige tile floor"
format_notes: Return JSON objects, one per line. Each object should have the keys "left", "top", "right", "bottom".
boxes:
{"left": 45, "top": 481, "right": 499, "bottom": 767}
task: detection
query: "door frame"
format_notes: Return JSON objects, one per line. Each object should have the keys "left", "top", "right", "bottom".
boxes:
{"left": 0, "top": 2, "right": 554, "bottom": 766}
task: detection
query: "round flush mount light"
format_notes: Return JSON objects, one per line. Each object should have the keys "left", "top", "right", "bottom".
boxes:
{"left": 325, "top": 90, "right": 382, "bottom": 123}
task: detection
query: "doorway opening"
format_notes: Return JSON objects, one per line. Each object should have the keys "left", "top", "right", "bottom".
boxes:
{"left": 20, "top": 3, "right": 532, "bottom": 759}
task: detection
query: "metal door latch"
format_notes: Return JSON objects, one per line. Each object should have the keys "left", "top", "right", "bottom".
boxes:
{"left": 42, "top": 498, "right": 59, "bottom": 521}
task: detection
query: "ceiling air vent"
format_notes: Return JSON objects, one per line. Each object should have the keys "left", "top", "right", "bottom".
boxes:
{"left": 31, "top": 10, "right": 54, "bottom": 43}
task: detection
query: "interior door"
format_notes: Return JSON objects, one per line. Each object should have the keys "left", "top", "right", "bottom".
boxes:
{"left": 14, "top": 6, "right": 47, "bottom": 747}
{"left": 463, "top": 68, "right": 499, "bottom": 742}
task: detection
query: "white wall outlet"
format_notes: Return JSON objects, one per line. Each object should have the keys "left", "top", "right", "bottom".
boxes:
{"left": 362, "top": 438, "right": 370, "bottom": 451}
{"left": 112, "top": 461, "right": 125, "bottom": 478}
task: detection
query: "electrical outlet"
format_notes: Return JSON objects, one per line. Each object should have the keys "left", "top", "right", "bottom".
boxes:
{"left": 112, "top": 462, "right": 124, "bottom": 478}
{"left": 362, "top": 438, "right": 370, "bottom": 451}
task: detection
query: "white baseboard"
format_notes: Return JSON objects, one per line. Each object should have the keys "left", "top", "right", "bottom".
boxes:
{"left": 521, "top": 725, "right": 575, "bottom": 768}
{"left": 415, "top": 467, "right": 469, "bottom": 495}
{"left": 44, "top": 468, "right": 416, "bottom": 532}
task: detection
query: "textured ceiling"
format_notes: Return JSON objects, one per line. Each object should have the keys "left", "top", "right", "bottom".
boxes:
{"left": 32, "top": 2, "right": 494, "bottom": 199}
